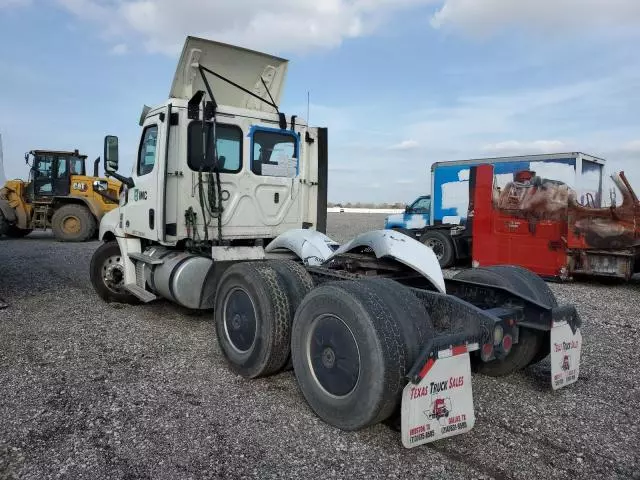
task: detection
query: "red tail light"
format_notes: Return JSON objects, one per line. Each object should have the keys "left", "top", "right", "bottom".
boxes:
{"left": 502, "top": 334, "right": 513, "bottom": 354}
{"left": 480, "top": 343, "right": 494, "bottom": 362}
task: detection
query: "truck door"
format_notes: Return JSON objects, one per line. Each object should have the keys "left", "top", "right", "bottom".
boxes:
{"left": 31, "top": 154, "right": 54, "bottom": 198}
{"left": 53, "top": 157, "right": 71, "bottom": 196}
{"left": 122, "top": 119, "right": 163, "bottom": 240}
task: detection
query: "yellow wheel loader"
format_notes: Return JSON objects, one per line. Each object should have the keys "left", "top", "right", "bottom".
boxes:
{"left": 0, "top": 149, "right": 121, "bottom": 242}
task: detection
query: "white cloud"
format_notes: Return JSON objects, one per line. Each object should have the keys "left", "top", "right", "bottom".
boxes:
{"left": 403, "top": 68, "right": 640, "bottom": 154}
{"left": 621, "top": 140, "right": 640, "bottom": 152}
{"left": 389, "top": 139, "right": 419, "bottom": 150}
{"left": 431, "top": 0, "right": 640, "bottom": 35}
{"left": 48, "top": 0, "right": 640, "bottom": 57}
{"left": 482, "top": 140, "right": 568, "bottom": 155}
{"left": 109, "top": 43, "right": 128, "bottom": 55}
{"left": 54, "top": 0, "right": 437, "bottom": 55}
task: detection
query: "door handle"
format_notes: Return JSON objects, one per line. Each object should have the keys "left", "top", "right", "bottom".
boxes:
{"left": 149, "top": 209, "right": 155, "bottom": 229}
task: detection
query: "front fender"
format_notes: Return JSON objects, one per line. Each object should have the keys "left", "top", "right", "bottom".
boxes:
{"left": 384, "top": 213, "right": 404, "bottom": 229}
{"left": 99, "top": 208, "right": 123, "bottom": 240}
{"left": 325, "top": 229, "right": 446, "bottom": 293}
{"left": 265, "top": 229, "right": 340, "bottom": 265}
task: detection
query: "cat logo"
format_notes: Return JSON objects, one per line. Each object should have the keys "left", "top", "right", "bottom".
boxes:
{"left": 73, "top": 182, "right": 88, "bottom": 192}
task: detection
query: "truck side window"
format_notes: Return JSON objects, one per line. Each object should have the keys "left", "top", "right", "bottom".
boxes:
{"left": 410, "top": 197, "right": 431, "bottom": 213}
{"left": 137, "top": 125, "right": 158, "bottom": 176}
{"left": 251, "top": 130, "right": 298, "bottom": 177}
{"left": 70, "top": 158, "right": 84, "bottom": 175}
{"left": 187, "top": 122, "right": 242, "bottom": 173}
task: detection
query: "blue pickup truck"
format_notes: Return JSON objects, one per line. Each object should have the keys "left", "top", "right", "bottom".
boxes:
{"left": 384, "top": 195, "right": 431, "bottom": 232}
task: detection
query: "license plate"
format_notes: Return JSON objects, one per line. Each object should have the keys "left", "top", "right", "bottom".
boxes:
{"left": 550, "top": 321, "right": 582, "bottom": 390}
{"left": 401, "top": 352, "right": 475, "bottom": 448}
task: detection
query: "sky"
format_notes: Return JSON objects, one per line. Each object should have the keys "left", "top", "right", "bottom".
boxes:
{"left": 1, "top": 0, "right": 639, "bottom": 204}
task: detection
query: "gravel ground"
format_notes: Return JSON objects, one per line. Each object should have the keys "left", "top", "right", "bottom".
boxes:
{"left": 1, "top": 213, "right": 639, "bottom": 480}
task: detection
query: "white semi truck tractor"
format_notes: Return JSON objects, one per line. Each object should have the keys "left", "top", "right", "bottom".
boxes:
{"left": 89, "top": 36, "right": 583, "bottom": 448}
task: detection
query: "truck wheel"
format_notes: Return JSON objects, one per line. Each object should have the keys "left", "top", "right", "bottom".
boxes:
{"left": 355, "top": 277, "right": 434, "bottom": 362}
{"left": 215, "top": 262, "right": 291, "bottom": 379}
{"left": 419, "top": 230, "right": 455, "bottom": 268}
{"left": 269, "top": 260, "right": 315, "bottom": 371}
{"left": 6, "top": 226, "right": 32, "bottom": 238}
{"left": 454, "top": 266, "right": 547, "bottom": 376}
{"left": 484, "top": 265, "right": 557, "bottom": 366}
{"left": 52, "top": 204, "right": 96, "bottom": 242}
{"left": 291, "top": 280, "right": 409, "bottom": 431}
{"left": 353, "top": 278, "right": 435, "bottom": 431}
{"left": 89, "top": 240, "right": 138, "bottom": 304}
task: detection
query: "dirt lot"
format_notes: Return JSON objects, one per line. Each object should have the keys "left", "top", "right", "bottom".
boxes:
{"left": 1, "top": 213, "right": 639, "bottom": 480}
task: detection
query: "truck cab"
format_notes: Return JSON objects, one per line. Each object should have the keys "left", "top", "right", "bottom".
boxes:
{"left": 100, "top": 37, "right": 327, "bottom": 251}
{"left": 94, "top": 36, "right": 328, "bottom": 305}
{"left": 384, "top": 195, "right": 431, "bottom": 234}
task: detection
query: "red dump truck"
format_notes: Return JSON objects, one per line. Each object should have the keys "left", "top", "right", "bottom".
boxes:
{"left": 468, "top": 163, "right": 640, "bottom": 280}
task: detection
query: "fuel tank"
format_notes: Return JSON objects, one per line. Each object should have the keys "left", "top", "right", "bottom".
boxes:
{"left": 142, "top": 247, "right": 218, "bottom": 309}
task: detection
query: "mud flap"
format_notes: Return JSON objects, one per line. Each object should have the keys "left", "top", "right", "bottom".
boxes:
{"left": 401, "top": 349, "right": 475, "bottom": 448}
{"left": 550, "top": 321, "right": 582, "bottom": 390}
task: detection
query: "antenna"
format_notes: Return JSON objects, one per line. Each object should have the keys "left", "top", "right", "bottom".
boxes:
{"left": 306, "top": 91, "right": 310, "bottom": 126}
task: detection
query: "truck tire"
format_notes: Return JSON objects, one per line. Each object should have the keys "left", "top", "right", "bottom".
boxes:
{"left": 89, "top": 240, "right": 139, "bottom": 304}
{"left": 355, "top": 277, "right": 434, "bottom": 362}
{"left": 6, "top": 225, "right": 32, "bottom": 238}
{"left": 419, "top": 230, "right": 455, "bottom": 268}
{"left": 352, "top": 278, "right": 435, "bottom": 432}
{"left": 291, "top": 280, "right": 409, "bottom": 431}
{"left": 453, "top": 266, "right": 548, "bottom": 376}
{"left": 215, "top": 261, "right": 291, "bottom": 379}
{"left": 52, "top": 204, "right": 96, "bottom": 242}
{"left": 485, "top": 265, "right": 557, "bottom": 366}
{"left": 268, "top": 260, "right": 315, "bottom": 371}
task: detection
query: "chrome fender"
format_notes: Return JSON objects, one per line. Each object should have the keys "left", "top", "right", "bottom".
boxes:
{"left": 325, "top": 229, "right": 446, "bottom": 293}
{"left": 265, "top": 229, "right": 340, "bottom": 266}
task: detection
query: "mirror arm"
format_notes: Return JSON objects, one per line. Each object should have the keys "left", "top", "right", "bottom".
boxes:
{"left": 107, "top": 171, "right": 135, "bottom": 188}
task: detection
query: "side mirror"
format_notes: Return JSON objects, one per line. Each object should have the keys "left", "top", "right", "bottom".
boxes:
{"left": 93, "top": 179, "right": 108, "bottom": 192}
{"left": 405, "top": 205, "right": 411, "bottom": 213}
{"left": 104, "top": 135, "right": 119, "bottom": 174}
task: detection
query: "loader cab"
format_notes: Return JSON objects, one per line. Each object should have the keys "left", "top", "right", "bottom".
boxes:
{"left": 27, "top": 150, "right": 87, "bottom": 199}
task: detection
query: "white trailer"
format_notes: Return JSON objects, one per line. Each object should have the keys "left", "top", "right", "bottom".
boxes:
{"left": 90, "top": 36, "right": 583, "bottom": 448}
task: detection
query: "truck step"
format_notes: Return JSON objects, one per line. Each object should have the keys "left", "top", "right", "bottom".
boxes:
{"left": 124, "top": 283, "right": 157, "bottom": 303}
{"left": 32, "top": 206, "right": 49, "bottom": 230}
{"left": 128, "top": 252, "right": 164, "bottom": 265}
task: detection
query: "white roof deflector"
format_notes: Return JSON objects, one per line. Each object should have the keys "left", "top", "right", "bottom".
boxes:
{"left": 169, "top": 36, "right": 289, "bottom": 113}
